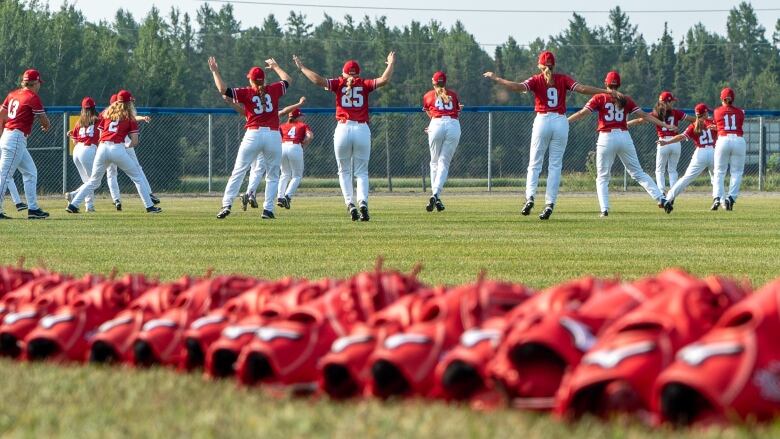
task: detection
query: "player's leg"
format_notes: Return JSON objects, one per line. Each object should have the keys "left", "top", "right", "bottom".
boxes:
{"left": 667, "top": 148, "right": 706, "bottom": 202}
{"left": 712, "top": 138, "right": 729, "bottom": 203}
{"left": 278, "top": 143, "right": 292, "bottom": 201}
{"left": 704, "top": 147, "right": 716, "bottom": 200}
{"left": 285, "top": 144, "right": 305, "bottom": 199}
{"left": 655, "top": 146, "right": 669, "bottom": 192}
{"left": 433, "top": 119, "right": 461, "bottom": 198}
{"left": 73, "top": 144, "right": 97, "bottom": 211}
{"left": 14, "top": 148, "right": 44, "bottom": 216}
{"left": 113, "top": 146, "right": 155, "bottom": 209}
{"left": 595, "top": 133, "right": 616, "bottom": 214}
{"left": 0, "top": 131, "right": 26, "bottom": 216}
{"left": 334, "top": 123, "right": 354, "bottom": 207}
{"left": 428, "top": 118, "right": 445, "bottom": 192}
{"left": 126, "top": 147, "right": 156, "bottom": 203}
{"left": 526, "top": 115, "right": 553, "bottom": 203}
{"left": 727, "top": 137, "right": 747, "bottom": 204}
{"left": 7, "top": 177, "right": 22, "bottom": 205}
{"left": 221, "top": 130, "right": 262, "bottom": 213}
{"left": 543, "top": 115, "right": 569, "bottom": 210}
{"left": 260, "top": 130, "right": 282, "bottom": 218}
{"left": 69, "top": 145, "right": 110, "bottom": 210}
{"left": 353, "top": 123, "right": 372, "bottom": 221}
{"left": 617, "top": 133, "right": 664, "bottom": 203}
{"left": 667, "top": 142, "right": 681, "bottom": 189}
{"left": 246, "top": 155, "right": 266, "bottom": 197}
{"left": 106, "top": 163, "right": 121, "bottom": 207}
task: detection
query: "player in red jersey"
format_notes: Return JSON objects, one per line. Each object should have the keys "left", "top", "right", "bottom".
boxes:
{"left": 0, "top": 69, "right": 50, "bottom": 219}
{"left": 293, "top": 52, "right": 396, "bottom": 221}
{"left": 629, "top": 91, "right": 695, "bottom": 193}
{"left": 276, "top": 104, "right": 313, "bottom": 209}
{"left": 67, "top": 97, "right": 101, "bottom": 212}
{"left": 422, "top": 71, "right": 462, "bottom": 213}
{"left": 659, "top": 103, "right": 718, "bottom": 212}
{"left": 712, "top": 87, "right": 746, "bottom": 211}
{"left": 568, "top": 71, "right": 675, "bottom": 217}
{"left": 208, "top": 56, "right": 292, "bottom": 220}
{"left": 483, "top": 51, "right": 617, "bottom": 220}
{"left": 66, "top": 90, "right": 160, "bottom": 214}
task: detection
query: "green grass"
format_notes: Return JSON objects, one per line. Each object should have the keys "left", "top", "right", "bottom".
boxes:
{"left": 2, "top": 193, "right": 780, "bottom": 438}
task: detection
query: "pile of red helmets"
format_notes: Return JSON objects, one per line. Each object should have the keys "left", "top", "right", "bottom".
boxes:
{"left": 2, "top": 260, "right": 779, "bottom": 427}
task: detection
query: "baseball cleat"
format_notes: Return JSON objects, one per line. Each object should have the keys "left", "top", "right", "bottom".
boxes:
{"left": 426, "top": 196, "right": 435, "bottom": 212}
{"left": 348, "top": 203, "right": 359, "bottom": 221}
{"left": 664, "top": 199, "right": 674, "bottom": 214}
{"left": 276, "top": 197, "right": 290, "bottom": 209}
{"left": 66, "top": 204, "right": 80, "bottom": 214}
{"left": 284, "top": 195, "right": 291, "bottom": 209}
{"left": 216, "top": 206, "right": 231, "bottom": 219}
{"left": 725, "top": 196, "right": 735, "bottom": 211}
{"left": 600, "top": 210, "right": 609, "bottom": 218}
{"left": 0, "top": 213, "right": 11, "bottom": 219}
{"left": 146, "top": 206, "right": 162, "bottom": 214}
{"left": 15, "top": 202, "right": 28, "bottom": 211}
{"left": 359, "top": 202, "right": 370, "bottom": 222}
{"left": 657, "top": 197, "right": 667, "bottom": 208}
{"left": 114, "top": 200, "right": 122, "bottom": 211}
{"left": 27, "top": 209, "right": 49, "bottom": 219}
{"left": 521, "top": 196, "right": 534, "bottom": 216}
{"left": 87, "top": 207, "right": 96, "bottom": 213}
{"left": 241, "top": 193, "right": 249, "bottom": 211}
{"left": 248, "top": 193, "right": 258, "bottom": 209}
{"left": 64, "top": 192, "right": 73, "bottom": 203}
{"left": 261, "top": 209, "right": 275, "bottom": 219}
{"left": 150, "top": 194, "right": 161, "bottom": 205}
{"left": 434, "top": 196, "right": 445, "bottom": 212}
{"left": 539, "top": 203, "right": 554, "bottom": 220}
{"left": 710, "top": 197, "right": 720, "bottom": 211}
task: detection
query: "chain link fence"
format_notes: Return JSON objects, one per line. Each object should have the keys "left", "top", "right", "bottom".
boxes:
{"left": 9, "top": 107, "right": 780, "bottom": 199}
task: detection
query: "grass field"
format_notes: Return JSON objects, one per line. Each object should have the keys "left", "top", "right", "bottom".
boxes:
{"left": 2, "top": 193, "right": 780, "bottom": 438}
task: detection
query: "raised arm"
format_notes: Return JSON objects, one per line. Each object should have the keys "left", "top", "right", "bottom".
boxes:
{"left": 635, "top": 109, "right": 676, "bottom": 131}
{"left": 278, "top": 96, "right": 306, "bottom": 117}
{"left": 567, "top": 107, "right": 591, "bottom": 123}
{"left": 293, "top": 55, "right": 327, "bottom": 88}
{"left": 208, "top": 56, "right": 228, "bottom": 94}
{"left": 483, "top": 72, "right": 527, "bottom": 93}
{"left": 658, "top": 133, "right": 686, "bottom": 146}
{"left": 266, "top": 58, "right": 292, "bottom": 84}
{"left": 374, "top": 51, "right": 396, "bottom": 88}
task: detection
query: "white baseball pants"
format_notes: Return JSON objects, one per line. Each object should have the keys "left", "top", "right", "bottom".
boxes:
{"left": 107, "top": 147, "right": 153, "bottom": 202}
{"left": 427, "top": 116, "right": 461, "bottom": 196}
{"left": 222, "top": 128, "right": 282, "bottom": 211}
{"left": 0, "top": 129, "right": 39, "bottom": 214}
{"left": 71, "top": 143, "right": 97, "bottom": 210}
{"left": 70, "top": 143, "right": 153, "bottom": 208}
{"left": 595, "top": 130, "right": 664, "bottom": 212}
{"left": 714, "top": 134, "right": 747, "bottom": 200}
{"left": 655, "top": 138, "right": 681, "bottom": 191}
{"left": 245, "top": 154, "right": 267, "bottom": 196}
{"left": 278, "top": 142, "right": 304, "bottom": 198}
{"left": 333, "top": 121, "right": 371, "bottom": 206}
{"left": 666, "top": 146, "right": 715, "bottom": 201}
{"left": 526, "top": 113, "right": 569, "bottom": 205}
{"left": 5, "top": 175, "right": 21, "bottom": 204}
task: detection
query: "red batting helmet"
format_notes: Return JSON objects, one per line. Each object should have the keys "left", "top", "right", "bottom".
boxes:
{"left": 81, "top": 97, "right": 96, "bottom": 109}
{"left": 432, "top": 71, "right": 447, "bottom": 85}
{"left": 247, "top": 67, "right": 265, "bottom": 83}
{"left": 22, "top": 69, "right": 43, "bottom": 83}
{"left": 116, "top": 90, "right": 134, "bottom": 103}
{"left": 604, "top": 71, "right": 621, "bottom": 87}
{"left": 659, "top": 91, "right": 677, "bottom": 102}
{"left": 694, "top": 103, "right": 711, "bottom": 116}
{"left": 538, "top": 51, "right": 556, "bottom": 66}
{"left": 720, "top": 87, "right": 735, "bottom": 101}
{"left": 343, "top": 60, "right": 360, "bottom": 75}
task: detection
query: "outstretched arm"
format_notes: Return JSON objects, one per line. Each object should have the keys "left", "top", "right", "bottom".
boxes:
{"left": 374, "top": 51, "right": 396, "bottom": 88}
{"left": 627, "top": 118, "right": 647, "bottom": 128}
{"left": 266, "top": 58, "right": 292, "bottom": 85}
{"left": 221, "top": 96, "right": 244, "bottom": 115}
{"left": 658, "top": 133, "right": 686, "bottom": 146}
{"left": 568, "top": 108, "right": 591, "bottom": 123}
{"left": 293, "top": 55, "right": 328, "bottom": 88}
{"left": 278, "top": 96, "right": 306, "bottom": 117}
{"left": 483, "top": 72, "right": 527, "bottom": 93}
{"left": 573, "top": 84, "right": 609, "bottom": 96}
{"left": 208, "top": 56, "right": 228, "bottom": 94}
{"left": 135, "top": 115, "right": 151, "bottom": 123}
{"left": 635, "top": 109, "right": 676, "bottom": 131}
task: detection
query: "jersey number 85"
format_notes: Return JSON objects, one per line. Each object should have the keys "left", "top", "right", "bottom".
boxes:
{"left": 341, "top": 87, "right": 364, "bottom": 108}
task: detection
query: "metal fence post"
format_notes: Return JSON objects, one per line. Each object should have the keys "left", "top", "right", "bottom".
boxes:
{"left": 759, "top": 117, "right": 766, "bottom": 192}
{"left": 385, "top": 117, "right": 392, "bottom": 192}
{"left": 62, "top": 112, "right": 68, "bottom": 193}
{"left": 487, "top": 112, "right": 493, "bottom": 192}
{"left": 421, "top": 163, "right": 426, "bottom": 192}
{"left": 623, "top": 166, "right": 628, "bottom": 191}
{"left": 208, "top": 114, "right": 213, "bottom": 194}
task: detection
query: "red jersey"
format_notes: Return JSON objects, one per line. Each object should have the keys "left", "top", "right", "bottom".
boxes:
{"left": 585, "top": 94, "right": 641, "bottom": 132}
{"left": 327, "top": 77, "right": 377, "bottom": 123}
{"left": 1, "top": 88, "right": 45, "bottom": 136}
{"left": 655, "top": 109, "right": 688, "bottom": 137}
{"left": 98, "top": 117, "right": 139, "bottom": 143}
{"left": 521, "top": 73, "right": 578, "bottom": 114}
{"left": 71, "top": 121, "right": 100, "bottom": 146}
{"left": 422, "top": 89, "right": 461, "bottom": 119}
{"left": 230, "top": 81, "right": 288, "bottom": 130}
{"left": 713, "top": 105, "right": 744, "bottom": 136}
{"left": 279, "top": 121, "right": 312, "bottom": 144}
{"left": 683, "top": 121, "right": 718, "bottom": 148}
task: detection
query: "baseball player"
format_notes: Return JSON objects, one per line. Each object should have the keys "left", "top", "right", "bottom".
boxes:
{"left": 66, "top": 90, "right": 161, "bottom": 213}
{"left": 422, "top": 71, "right": 461, "bottom": 212}
{"left": 66, "top": 97, "right": 101, "bottom": 212}
{"left": 293, "top": 52, "right": 396, "bottom": 221}
{"left": 208, "top": 56, "right": 291, "bottom": 220}
{"left": 659, "top": 103, "right": 718, "bottom": 213}
{"left": 568, "top": 71, "right": 675, "bottom": 217}
{"left": 483, "top": 51, "right": 618, "bottom": 220}
{"left": 712, "top": 87, "right": 746, "bottom": 211}
{"left": 3, "top": 176, "right": 27, "bottom": 212}
{"left": 276, "top": 102, "right": 313, "bottom": 209}
{"left": 628, "top": 91, "right": 695, "bottom": 193}
{"left": 0, "top": 69, "right": 50, "bottom": 219}
{"left": 238, "top": 97, "right": 308, "bottom": 211}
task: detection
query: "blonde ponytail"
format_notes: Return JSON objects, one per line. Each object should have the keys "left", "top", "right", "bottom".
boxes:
{"left": 434, "top": 84, "right": 451, "bottom": 104}
{"left": 345, "top": 76, "right": 355, "bottom": 93}
{"left": 106, "top": 102, "right": 132, "bottom": 121}
{"left": 251, "top": 80, "right": 266, "bottom": 101}
{"left": 539, "top": 64, "right": 554, "bottom": 86}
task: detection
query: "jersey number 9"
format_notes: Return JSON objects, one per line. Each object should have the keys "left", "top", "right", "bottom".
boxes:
{"left": 546, "top": 88, "right": 558, "bottom": 107}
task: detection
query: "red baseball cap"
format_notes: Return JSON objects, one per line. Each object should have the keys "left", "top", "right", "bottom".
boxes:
{"left": 109, "top": 94, "right": 118, "bottom": 104}
{"left": 720, "top": 87, "right": 735, "bottom": 101}
{"left": 432, "top": 71, "right": 447, "bottom": 85}
{"left": 81, "top": 97, "right": 96, "bottom": 108}
{"left": 23, "top": 69, "right": 43, "bottom": 83}
{"left": 538, "top": 51, "right": 555, "bottom": 66}
{"left": 343, "top": 60, "right": 360, "bottom": 75}
{"left": 247, "top": 66, "right": 265, "bottom": 82}
{"left": 659, "top": 91, "right": 677, "bottom": 102}
{"left": 604, "top": 71, "right": 621, "bottom": 87}
{"left": 694, "top": 103, "right": 711, "bottom": 115}
{"left": 116, "top": 90, "right": 134, "bottom": 102}
{"left": 289, "top": 108, "right": 302, "bottom": 118}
